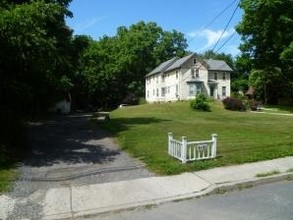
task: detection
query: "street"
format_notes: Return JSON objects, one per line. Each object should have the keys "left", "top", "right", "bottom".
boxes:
{"left": 90, "top": 180, "right": 293, "bottom": 220}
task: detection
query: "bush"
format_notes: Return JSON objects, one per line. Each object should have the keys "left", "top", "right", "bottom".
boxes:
{"left": 222, "top": 97, "right": 246, "bottom": 111}
{"left": 190, "top": 94, "right": 210, "bottom": 111}
{"left": 249, "top": 99, "right": 259, "bottom": 111}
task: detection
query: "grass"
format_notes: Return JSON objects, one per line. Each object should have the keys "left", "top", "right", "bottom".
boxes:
{"left": 100, "top": 101, "right": 293, "bottom": 175}
{"left": 287, "top": 168, "right": 293, "bottom": 173}
{"left": 256, "top": 170, "right": 281, "bottom": 178}
{"left": 0, "top": 168, "right": 17, "bottom": 193}
{"left": 262, "top": 105, "right": 293, "bottom": 114}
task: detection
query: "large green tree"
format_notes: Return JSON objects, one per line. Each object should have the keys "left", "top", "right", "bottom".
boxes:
{"left": 78, "top": 21, "right": 188, "bottom": 109}
{"left": 236, "top": 0, "right": 293, "bottom": 104}
{"left": 0, "top": 0, "right": 74, "bottom": 161}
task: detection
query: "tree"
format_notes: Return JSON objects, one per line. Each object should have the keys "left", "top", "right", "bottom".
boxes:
{"left": 0, "top": 0, "right": 74, "bottom": 161}
{"left": 199, "top": 50, "right": 235, "bottom": 72}
{"left": 78, "top": 21, "right": 188, "bottom": 108}
{"left": 236, "top": 0, "right": 293, "bottom": 104}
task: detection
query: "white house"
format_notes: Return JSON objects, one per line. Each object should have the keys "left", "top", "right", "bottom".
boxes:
{"left": 145, "top": 53, "right": 233, "bottom": 103}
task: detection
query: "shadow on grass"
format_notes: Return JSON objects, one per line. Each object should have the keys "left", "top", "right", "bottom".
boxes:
{"left": 100, "top": 117, "right": 171, "bottom": 136}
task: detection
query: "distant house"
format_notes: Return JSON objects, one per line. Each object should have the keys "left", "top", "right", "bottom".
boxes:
{"left": 145, "top": 53, "right": 233, "bottom": 103}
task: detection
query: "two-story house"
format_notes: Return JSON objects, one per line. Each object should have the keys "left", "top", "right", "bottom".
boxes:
{"left": 145, "top": 53, "right": 233, "bottom": 103}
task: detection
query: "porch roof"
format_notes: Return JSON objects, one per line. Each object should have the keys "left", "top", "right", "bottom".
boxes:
{"left": 208, "top": 79, "right": 218, "bottom": 84}
{"left": 186, "top": 78, "right": 204, "bottom": 83}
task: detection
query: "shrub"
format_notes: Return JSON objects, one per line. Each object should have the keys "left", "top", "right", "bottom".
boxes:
{"left": 249, "top": 99, "right": 259, "bottom": 111}
{"left": 190, "top": 94, "right": 210, "bottom": 111}
{"left": 222, "top": 97, "right": 246, "bottom": 111}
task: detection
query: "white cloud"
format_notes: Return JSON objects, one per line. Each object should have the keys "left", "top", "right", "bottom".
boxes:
{"left": 188, "top": 28, "right": 235, "bottom": 52}
{"left": 74, "top": 16, "right": 107, "bottom": 33}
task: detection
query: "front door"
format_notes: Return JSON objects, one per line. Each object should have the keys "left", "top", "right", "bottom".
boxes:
{"left": 210, "top": 86, "right": 215, "bottom": 98}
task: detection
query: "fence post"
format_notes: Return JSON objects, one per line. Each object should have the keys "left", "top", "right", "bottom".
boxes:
{"left": 181, "top": 136, "right": 187, "bottom": 164}
{"left": 211, "top": 134, "right": 218, "bottom": 158}
{"left": 168, "top": 132, "right": 173, "bottom": 155}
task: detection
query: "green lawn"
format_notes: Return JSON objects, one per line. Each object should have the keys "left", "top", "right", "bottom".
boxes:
{"left": 0, "top": 168, "right": 17, "bottom": 192}
{"left": 101, "top": 101, "right": 293, "bottom": 175}
{"left": 262, "top": 105, "right": 293, "bottom": 114}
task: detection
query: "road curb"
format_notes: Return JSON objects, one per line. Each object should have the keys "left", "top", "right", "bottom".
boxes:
{"left": 57, "top": 172, "right": 293, "bottom": 220}
{"left": 209, "top": 172, "right": 293, "bottom": 196}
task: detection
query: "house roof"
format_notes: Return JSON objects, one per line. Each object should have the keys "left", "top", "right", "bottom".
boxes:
{"left": 146, "top": 54, "right": 233, "bottom": 78}
{"left": 205, "top": 59, "right": 233, "bottom": 72}
{"left": 165, "top": 53, "right": 195, "bottom": 72}
{"left": 146, "top": 57, "right": 177, "bottom": 77}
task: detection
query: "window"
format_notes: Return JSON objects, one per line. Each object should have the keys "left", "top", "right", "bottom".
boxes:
{"left": 222, "top": 86, "right": 226, "bottom": 97}
{"left": 214, "top": 72, "right": 218, "bottom": 80}
{"left": 189, "top": 84, "right": 196, "bottom": 96}
{"left": 153, "top": 89, "right": 155, "bottom": 96}
{"left": 222, "top": 73, "right": 226, "bottom": 80}
{"left": 191, "top": 69, "right": 195, "bottom": 78}
{"left": 196, "top": 83, "right": 202, "bottom": 94}
{"left": 195, "top": 69, "right": 199, "bottom": 78}
{"left": 156, "top": 76, "right": 158, "bottom": 84}
{"left": 161, "top": 75, "right": 165, "bottom": 82}
{"left": 176, "top": 85, "right": 178, "bottom": 94}
{"left": 193, "top": 58, "right": 197, "bottom": 64}
{"left": 168, "top": 86, "right": 170, "bottom": 94}
{"left": 147, "top": 91, "right": 149, "bottom": 98}
{"left": 156, "top": 88, "right": 159, "bottom": 97}
{"left": 176, "top": 71, "right": 178, "bottom": 79}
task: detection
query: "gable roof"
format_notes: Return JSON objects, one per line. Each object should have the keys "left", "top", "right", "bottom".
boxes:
{"left": 165, "top": 53, "right": 195, "bottom": 72}
{"left": 146, "top": 57, "right": 177, "bottom": 77}
{"left": 205, "top": 59, "right": 233, "bottom": 72}
{"left": 146, "top": 54, "right": 233, "bottom": 78}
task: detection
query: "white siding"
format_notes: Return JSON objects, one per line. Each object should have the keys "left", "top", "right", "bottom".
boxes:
{"left": 145, "top": 57, "right": 232, "bottom": 103}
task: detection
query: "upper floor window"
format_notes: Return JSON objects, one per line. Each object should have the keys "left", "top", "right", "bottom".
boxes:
{"left": 223, "top": 73, "right": 226, "bottom": 80}
{"left": 214, "top": 72, "right": 218, "bottom": 80}
{"left": 191, "top": 69, "right": 195, "bottom": 78}
{"left": 193, "top": 58, "right": 197, "bottom": 64}
{"left": 176, "top": 71, "right": 178, "bottom": 79}
{"left": 195, "top": 69, "right": 199, "bottom": 78}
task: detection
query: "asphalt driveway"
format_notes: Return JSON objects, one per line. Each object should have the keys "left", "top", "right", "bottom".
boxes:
{"left": 6, "top": 113, "right": 154, "bottom": 219}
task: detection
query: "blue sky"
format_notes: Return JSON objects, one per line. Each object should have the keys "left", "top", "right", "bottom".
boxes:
{"left": 66, "top": 0, "right": 242, "bottom": 56}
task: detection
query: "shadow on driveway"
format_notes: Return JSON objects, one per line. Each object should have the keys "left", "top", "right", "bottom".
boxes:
{"left": 26, "top": 113, "right": 120, "bottom": 167}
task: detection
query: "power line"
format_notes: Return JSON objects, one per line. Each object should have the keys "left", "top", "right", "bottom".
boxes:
{"left": 215, "top": 31, "right": 237, "bottom": 53}
{"left": 210, "top": 1, "right": 240, "bottom": 52}
{"left": 188, "top": 0, "right": 239, "bottom": 45}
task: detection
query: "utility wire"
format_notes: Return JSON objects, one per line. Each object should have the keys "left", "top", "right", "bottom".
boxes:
{"left": 215, "top": 31, "right": 237, "bottom": 53}
{"left": 211, "top": 1, "right": 240, "bottom": 52}
{"left": 188, "top": 0, "right": 239, "bottom": 45}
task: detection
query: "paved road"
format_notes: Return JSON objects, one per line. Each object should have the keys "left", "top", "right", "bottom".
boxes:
{"left": 6, "top": 113, "right": 154, "bottom": 219}
{"left": 95, "top": 180, "right": 293, "bottom": 220}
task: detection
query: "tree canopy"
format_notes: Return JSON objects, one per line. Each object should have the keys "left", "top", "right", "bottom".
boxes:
{"left": 0, "top": 0, "right": 74, "bottom": 161}
{"left": 75, "top": 21, "right": 188, "bottom": 108}
{"left": 236, "top": 0, "right": 293, "bottom": 104}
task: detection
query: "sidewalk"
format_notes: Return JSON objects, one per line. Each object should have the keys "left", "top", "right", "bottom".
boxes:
{"left": 1, "top": 157, "right": 293, "bottom": 220}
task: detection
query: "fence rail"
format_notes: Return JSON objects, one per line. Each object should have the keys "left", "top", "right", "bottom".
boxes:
{"left": 168, "top": 132, "right": 217, "bottom": 164}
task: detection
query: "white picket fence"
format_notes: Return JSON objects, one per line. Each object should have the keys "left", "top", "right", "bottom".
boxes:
{"left": 168, "top": 132, "right": 218, "bottom": 164}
